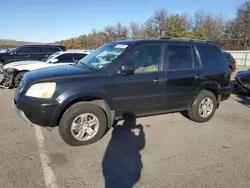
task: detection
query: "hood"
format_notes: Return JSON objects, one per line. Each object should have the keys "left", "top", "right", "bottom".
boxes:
{"left": 236, "top": 70, "right": 250, "bottom": 83}
{"left": 0, "top": 52, "right": 9, "bottom": 57}
{"left": 23, "top": 64, "right": 95, "bottom": 84}
{"left": 4, "top": 60, "right": 41, "bottom": 69}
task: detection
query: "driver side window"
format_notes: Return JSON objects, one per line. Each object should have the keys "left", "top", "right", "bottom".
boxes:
{"left": 126, "top": 44, "right": 163, "bottom": 74}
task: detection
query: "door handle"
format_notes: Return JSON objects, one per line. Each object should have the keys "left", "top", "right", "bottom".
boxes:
{"left": 25, "top": 55, "right": 30, "bottom": 57}
{"left": 153, "top": 79, "right": 159, "bottom": 83}
{"left": 195, "top": 74, "right": 200, "bottom": 79}
{"left": 153, "top": 78, "right": 165, "bottom": 83}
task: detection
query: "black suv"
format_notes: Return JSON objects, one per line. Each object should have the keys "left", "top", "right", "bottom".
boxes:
{"left": 13, "top": 39, "right": 232, "bottom": 146}
{"left": 0, "top": 44, "right": 66, "bottom": 72}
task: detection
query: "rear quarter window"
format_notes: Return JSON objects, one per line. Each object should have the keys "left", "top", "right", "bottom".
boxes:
{"left": 223, "top": 53, "right": 232, "bottom": 60}
{"left": 196, "top": 44, "right": 226, "bottom": 70}
{"left": 48, "top": 47, "right": 63, "bottom": 53}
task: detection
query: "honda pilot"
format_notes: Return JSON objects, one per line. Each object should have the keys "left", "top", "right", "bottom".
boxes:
{"left": 13, "top": 39, "right": 232, "bottom": 146}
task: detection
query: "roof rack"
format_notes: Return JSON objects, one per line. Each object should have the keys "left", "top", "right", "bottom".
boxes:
{"left": 159, "top": 37, "right": 214, "bottom": 43}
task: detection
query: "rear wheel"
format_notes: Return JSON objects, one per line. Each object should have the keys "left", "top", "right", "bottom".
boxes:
{"left": 59, "top": 102, "right": 108, "bottom": 146}
{"left": 185, "top": 90, "right": 217, "bottom": 123}
{"left": 14, "top": 71, "right": 28, "bottom": 87}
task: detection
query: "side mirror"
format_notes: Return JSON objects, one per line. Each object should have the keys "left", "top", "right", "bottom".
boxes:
{"left": 50, "top": 59, "right": 58, "bottom": 63}
{"left": 119, "top": 63, "right": 135, "bottom": 75}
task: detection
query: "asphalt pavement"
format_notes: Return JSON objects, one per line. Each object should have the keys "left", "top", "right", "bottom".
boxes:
{"left": 0, "top": 88, "right": 250, "bottom": 188}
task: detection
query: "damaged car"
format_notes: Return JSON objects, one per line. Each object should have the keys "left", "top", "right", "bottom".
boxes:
{"left": 0, "top": 51, "right": 89, "bottom": 89}
{"left": 234, "top": 70, "right": 250, "bottom": 94}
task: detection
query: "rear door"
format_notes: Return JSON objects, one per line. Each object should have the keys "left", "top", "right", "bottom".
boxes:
{"left": 165, "top": 42, "right": 202, "bottom": 110}
{"left": 29, "top": 46, "right": 48, "bottom": 60}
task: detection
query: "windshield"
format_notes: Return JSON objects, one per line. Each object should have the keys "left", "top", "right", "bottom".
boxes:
{"left": 41, "top": 52, "right": 60, "bottom": 62}
{"left": 78, "top": 43, "right": 129, "bottom": 70}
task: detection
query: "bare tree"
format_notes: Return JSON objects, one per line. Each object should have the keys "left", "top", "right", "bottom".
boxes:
{"left": 192, "top": 10, "right": 226, "bottom": 41}
{"left": 103, "top": 26, "right": 116, "bottom": 41}
{"left": 144, "top": 18, "right": 158, "bottom": 38}
{"left": 129, "top": 22, "right": 141, "bottom": 39}
{"left": 152, "top": 9, "right": 169, "bottom": 37}
{"left": 236, "top": 1, "right": 250, "bottom": 49}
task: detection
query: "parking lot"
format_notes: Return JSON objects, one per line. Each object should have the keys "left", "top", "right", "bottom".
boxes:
{"left": 0, "top": 88, "right": 250, "bottom": 188}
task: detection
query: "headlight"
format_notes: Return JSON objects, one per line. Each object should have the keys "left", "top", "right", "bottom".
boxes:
{"left": 25, "top": 82, "right": 56, "bottom": 99}
{"left": 6, "top": 68, "right": 16, "bottom": 73}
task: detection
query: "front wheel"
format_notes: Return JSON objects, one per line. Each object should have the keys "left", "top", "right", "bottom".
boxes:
{"left": 14, "top": 71, "right": 28, "bottom": 87}
{"left": 185, "top": 90, "right": 217, "bottom": 123}
{"left": 59, "top": 102, "right": 108, "bottom": 146}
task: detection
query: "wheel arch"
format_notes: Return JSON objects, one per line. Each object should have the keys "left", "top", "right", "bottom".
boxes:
{"left": 54, "top": 94, "right": 114, "bottom": 128}
{"left": 190, "top": 81, "right": 222, "bottom": 109}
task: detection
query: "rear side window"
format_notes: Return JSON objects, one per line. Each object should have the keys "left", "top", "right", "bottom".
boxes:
{"left": 73, "top": 53, "right": 87, "bottom": 61}
{"left": 223, "top": 53, "right": 232, "bottom": 60}
{"left": 166, "top": 44, "right": 196, "bottom": 71}
{"left": 196, "top": 44, "right": 226, "bottom": 69}
{"left": 57, "top": 54, "right": 74, "bottom": 63}
{"left": 17, "top": 46, "right": 46, "bottom": 54}
{"left": 49, "top": 47, "right": 62, "bottom": 53}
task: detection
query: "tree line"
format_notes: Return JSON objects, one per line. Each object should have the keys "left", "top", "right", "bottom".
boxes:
{"left": 55, "top": 1, "right": 248, "bottom": 51}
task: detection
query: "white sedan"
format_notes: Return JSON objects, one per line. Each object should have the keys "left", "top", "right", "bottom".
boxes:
{"left": 0, "top": 50, "right": 89, "bottom": 88}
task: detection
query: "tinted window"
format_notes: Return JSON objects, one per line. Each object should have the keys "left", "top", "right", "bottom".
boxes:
{"left": 74, "top": 53, "right": 87, "bottom": 61}
{"left": 17, "top": 46, "right": 46, "bottom": 54}
{"left": 57, "top": 54, "right": 74, "bottom": 63}
{"left": 166, "top": 44, "right": 194, "bottom": 71}
{"left": 49, "top": 47, "right": 62, "bottom": 53}
{"left": 223, "top": 53, "right": 231, "bottom": 60}
{"left": 126, "top": 44, "right": 163, "bottom": 73}
{"left": 197, "top": 44, "right": 226, "bottom": 69}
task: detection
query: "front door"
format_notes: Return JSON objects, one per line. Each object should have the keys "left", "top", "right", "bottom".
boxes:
{"left": 113, "top": 43, "right": 167, "bottom": 116}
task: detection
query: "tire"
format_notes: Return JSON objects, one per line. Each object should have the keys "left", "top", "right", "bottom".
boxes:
{"left": 186, "top": 90, "right": 217, "bottom": 123}
{"left": 14, "top": 71, "right": 28, "bottom": 87}
{"left": 59, "top": 102, "right": 108, "bottom": 146}
{"left": 0, "top": 60, "right": 5, "bottom": 74}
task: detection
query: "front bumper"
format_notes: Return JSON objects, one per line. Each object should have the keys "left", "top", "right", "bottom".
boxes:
{"left": 221, "top": 85, "right": 232, "bottom": 101}
{"left": 13, "top": 100, "right": 32, "bottom": 124}
{"left": 13, "top": 95, "right": 60, "bottom": 127}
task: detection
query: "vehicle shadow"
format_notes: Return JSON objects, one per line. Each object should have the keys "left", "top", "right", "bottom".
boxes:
{"left": 234, "top": 92, "right": 250, "bottom": 108}
{"left": 102, "top": 113, "right": 146, "bottom": 188}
